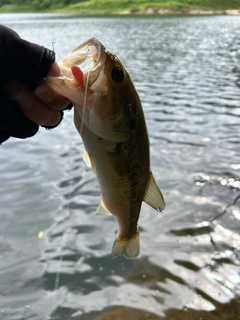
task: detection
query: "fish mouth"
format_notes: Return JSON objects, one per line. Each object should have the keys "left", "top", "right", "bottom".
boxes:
{"left": 61, "top": 37, "right": 105, "bottom": 86}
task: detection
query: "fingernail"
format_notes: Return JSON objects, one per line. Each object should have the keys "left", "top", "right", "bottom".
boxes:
{"left": 35, "top": 85, "right": 54, "bottom": 103}
{"left": 4, "top": 81, "right": 22, "bottom": 99}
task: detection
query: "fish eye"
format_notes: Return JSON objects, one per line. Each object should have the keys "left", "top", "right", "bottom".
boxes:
{"left": 111, "top": 67, "right": 124, "bottom": 82}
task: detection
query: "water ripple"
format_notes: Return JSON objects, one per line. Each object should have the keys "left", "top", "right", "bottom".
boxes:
{"left": 1, "top": 14, "right": 240, "bottom": 320}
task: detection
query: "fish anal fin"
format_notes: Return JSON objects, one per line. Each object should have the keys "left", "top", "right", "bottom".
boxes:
{"left": 112, "top": 233, "right": 139, "bottom": 259}
{"left": 143, "top": 172, "right": 165, "bottom": 212}
{"left": 95, "top": 200, "right": 112, "bottom": 216}
{"left": 83, "top": 150, "right": 97, "bottom": 175}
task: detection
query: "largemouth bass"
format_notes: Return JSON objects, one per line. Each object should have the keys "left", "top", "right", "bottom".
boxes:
{"left": 46, "top": 38, "right": 165, "bottom": 258}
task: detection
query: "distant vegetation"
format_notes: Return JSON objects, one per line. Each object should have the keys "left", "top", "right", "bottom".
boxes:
{"left": 0, "top": 0, "right": 240, "bottom": 14}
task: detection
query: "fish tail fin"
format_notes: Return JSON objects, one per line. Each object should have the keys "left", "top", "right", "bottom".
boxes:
{"left": 111, "top": 234, "right": 140, "bottom": 259}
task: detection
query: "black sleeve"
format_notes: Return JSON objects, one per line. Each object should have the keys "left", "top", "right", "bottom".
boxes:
{"left": 0, "top": 25, "right": 55, "bottom": 88}
{"left": 0, "top": 25, "right": 56, "bottom": 144}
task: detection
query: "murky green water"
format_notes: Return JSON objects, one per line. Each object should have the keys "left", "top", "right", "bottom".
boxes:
{"left": 0, "top": 13, "right": 240, "bottom": 320}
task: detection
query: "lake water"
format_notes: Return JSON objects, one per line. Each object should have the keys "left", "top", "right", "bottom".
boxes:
{"left": 0, "top": 13, "right": 240, "bottom": 320}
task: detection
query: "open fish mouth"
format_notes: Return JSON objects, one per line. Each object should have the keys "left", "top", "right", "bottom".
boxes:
{"left": 60, "top": 37, "right": 105, "bottom": 86}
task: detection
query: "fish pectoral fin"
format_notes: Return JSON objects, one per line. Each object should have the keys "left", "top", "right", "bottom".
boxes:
{"left": 112, "top": 233, "right": 140, "bottom": 259}
{"left": 83, "top": 150, "right": 97, "bottom": 175}
{"left": 95, "top": 200, "right": 112, "bottom": 216}
{"left": 143, "top": 172, "right": 166, "bottom": 212}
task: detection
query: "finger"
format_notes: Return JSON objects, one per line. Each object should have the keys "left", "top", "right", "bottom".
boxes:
{"left": 4, "top": 81, "right": 62, "bottom": 127}
{"left": 34, "top": 84, "right": 70, "bottom": 111}
{"left": 48, "top": 61, "right": 60, "bottom": 77}
{"left": 0, "top": 96, "right": 39, "bottom": 143}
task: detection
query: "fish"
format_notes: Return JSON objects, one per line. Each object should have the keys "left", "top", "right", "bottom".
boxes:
{"left": 45, "top": 38, "right": 165, "bottom": 258}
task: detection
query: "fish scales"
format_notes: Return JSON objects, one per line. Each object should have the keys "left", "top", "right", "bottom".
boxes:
{"left": 45, "top": 38, "right": 165, "bottom": 258}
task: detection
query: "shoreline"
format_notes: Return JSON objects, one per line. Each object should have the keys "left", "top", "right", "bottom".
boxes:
{"left": 120, "top": 8, "right": 240, "bottom": 16}
{"left": 0, "top": 5, "right": 240, "bottom": 16}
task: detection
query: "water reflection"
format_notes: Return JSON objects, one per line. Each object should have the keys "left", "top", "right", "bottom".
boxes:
{"left": 0, "top": 13, "right": 240, "bottom": 320}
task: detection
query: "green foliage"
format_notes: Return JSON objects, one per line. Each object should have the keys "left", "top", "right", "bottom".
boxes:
{"left": 0, "top": 0, "right": 82, "bottom": 8}
{"left": 0, "top": 0, "right": 10, "bottom": 5}
{"left": 31, "top": 0, "right": 40, "bottom": 10}
{"left": 0, "top": 0, "right": 240, "bottom": 13}
{"left": 41, "top": 0, "right": 52, "bottom": 9}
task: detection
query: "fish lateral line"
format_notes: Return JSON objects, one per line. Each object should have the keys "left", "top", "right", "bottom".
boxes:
{"left": 71, "top": 65, "right": 85, "bottom": 87}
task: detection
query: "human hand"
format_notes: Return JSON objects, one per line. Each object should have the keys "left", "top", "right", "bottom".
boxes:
{"left": 0, "top": 25, "right": 71, "bottom": 144}
{"left": 4, "top": 62, "right": 70, "bottom": 128}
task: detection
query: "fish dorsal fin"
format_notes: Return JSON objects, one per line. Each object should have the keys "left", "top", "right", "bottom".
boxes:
{"left": 95, "top": 200, "right": 112, "bottom": 216}
{"left": 83, "top": 150, "right": 97, "bottom": 175}
{"left": 143, "top": 172, "right": 165, "bottom": 212}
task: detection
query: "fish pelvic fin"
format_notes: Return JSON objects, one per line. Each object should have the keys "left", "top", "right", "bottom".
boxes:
{"left": 143, "top": 172, "right": 166, "bottom": 212}
{"left": 83, "top": 150, "right": 97, "bottom": 175}
{"left": 83, "top": 150, "right": 91, "bottom": 167}
{"left": 95, "top": 200, "right": 112, "bottom": 216}
{"left": 112, "top": 233, "right": 139, "bottom": 259}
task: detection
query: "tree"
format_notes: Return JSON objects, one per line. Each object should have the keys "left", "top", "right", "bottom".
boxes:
{"left": 31, "top": 0, "right": 40, "bottom": 10}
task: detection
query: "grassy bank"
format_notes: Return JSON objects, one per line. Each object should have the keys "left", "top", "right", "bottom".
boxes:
{"left": 55, "top": 0, "right": 240, "bottom": 15}
{"left": 0, "top": 0, "right": 240, "bottom": 14}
